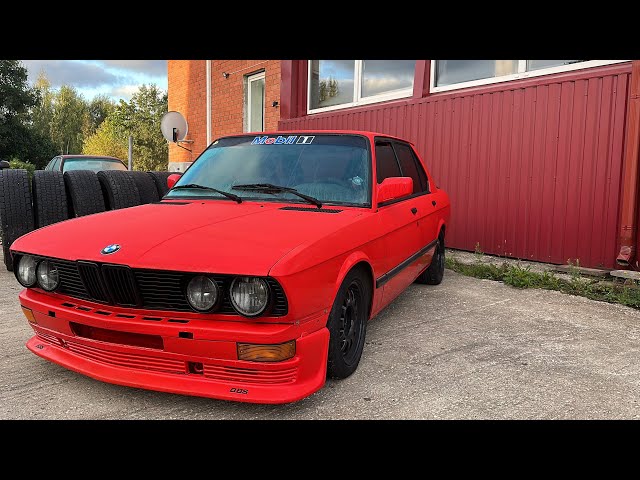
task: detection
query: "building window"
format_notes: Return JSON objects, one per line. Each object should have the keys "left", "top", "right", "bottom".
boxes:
{"left": 245, "top": 71, "right": 265, "bottom": 132}
{"left": 431, "top": 60, "right": 629, "bottom": 93}
{"left": 309, "top": 60, "right": 416, "bottom": 113}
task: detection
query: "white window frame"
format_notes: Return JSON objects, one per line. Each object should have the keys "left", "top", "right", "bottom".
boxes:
{"left": 429, "top": 60, "right": 630, "bottom": 93}
{"left": 245, "top": 71, "right": 265, "bottom": 132}
{"left": 307, "top": 60, "right": 415, "bottom": 114}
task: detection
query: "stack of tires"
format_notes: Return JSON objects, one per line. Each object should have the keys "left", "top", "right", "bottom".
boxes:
{"left": 0, "top": 169, "right": 179, "bottom": 271}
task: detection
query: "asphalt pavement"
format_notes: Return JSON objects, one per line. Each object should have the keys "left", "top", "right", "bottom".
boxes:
{"left": 1, "top": 265, "right": 639, "bottom": 419}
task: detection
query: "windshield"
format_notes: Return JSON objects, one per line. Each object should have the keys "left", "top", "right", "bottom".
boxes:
{"left": 165, "top": 134, "right": 371, "bottom": 206}
{"left": 63, "top": 158, "right": 127, "bottom": 172}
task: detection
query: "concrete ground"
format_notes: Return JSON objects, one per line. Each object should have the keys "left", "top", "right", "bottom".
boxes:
{"left": 1, "top": 263, "right": 639, "bottom": 419}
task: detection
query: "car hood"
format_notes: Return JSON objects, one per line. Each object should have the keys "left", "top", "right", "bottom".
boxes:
{"left": 12, "top": 200, "right": 366, "bottom": 276}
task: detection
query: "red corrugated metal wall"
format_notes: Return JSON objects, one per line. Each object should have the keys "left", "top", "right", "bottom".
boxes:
{"left": 279, "top": 64, "right": 632, "bottom": 269}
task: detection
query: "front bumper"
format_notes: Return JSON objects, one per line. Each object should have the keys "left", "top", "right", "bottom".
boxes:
{"left": 20, "top": 289, "right": 330, "bottom": 404}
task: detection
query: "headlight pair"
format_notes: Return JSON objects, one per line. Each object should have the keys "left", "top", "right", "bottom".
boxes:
{"left": 16, "top": 255, "right": 60, "bottom": 291}
{"left": 186, "top": 275, "right": 269, "bottom": 317}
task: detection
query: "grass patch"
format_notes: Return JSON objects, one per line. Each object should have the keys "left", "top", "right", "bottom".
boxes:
{"left": 445, "top": 256, "right": 640, "bottom": 309}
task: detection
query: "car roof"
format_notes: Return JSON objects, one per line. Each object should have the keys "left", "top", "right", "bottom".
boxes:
{"left": 58, "top": 155, "right": 125, "bottom": 162}
{"left": 216, "top": 130, "right": 414, "bottom": 146}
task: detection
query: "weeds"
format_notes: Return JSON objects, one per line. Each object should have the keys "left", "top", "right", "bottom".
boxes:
{"left": 445, "top": 256, "right": 640, "bottom": 309}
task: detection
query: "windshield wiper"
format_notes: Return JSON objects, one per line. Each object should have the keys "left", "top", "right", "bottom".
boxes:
{"left": 171, "top": 184, "right": 242, "bottom": 203}
{"left": 232, "top": 183, "right": 323, "bottom": 209}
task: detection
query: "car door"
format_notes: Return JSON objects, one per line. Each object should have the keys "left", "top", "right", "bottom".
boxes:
{"left": 373, "top": 139, "right": 424, "bottom": 308}
{"left": 392, "top": 141, "right": 439, "bottom": 269}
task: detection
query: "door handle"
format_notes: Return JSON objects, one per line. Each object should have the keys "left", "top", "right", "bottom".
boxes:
{"left": 411, "top": 207, "right": 418, "bottom": 215}
{"left": 432, "top": 201, "right": 437, "bottom": 207}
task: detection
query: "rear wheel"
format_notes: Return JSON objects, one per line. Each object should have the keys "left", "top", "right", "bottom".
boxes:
{"left": 32, "top": 171, "right": 68, "bottom": 228}
{"left": 97, "top": 170, "right": 141, "bottom": 210}
{"left": 0, "top": 169, "right": 35, "bottom": 271}
{"left": 326, "top": 267, "right": 371, "bottom": 379}
{"left": 415, "top": 231, "right": 445, "bottom": 285}
{"left": 64, "top": 170, "right": 106, "bottom": 218}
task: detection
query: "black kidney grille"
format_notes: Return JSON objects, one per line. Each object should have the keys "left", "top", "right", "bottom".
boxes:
{"left": 102, "top": 265, "right": 139, "bottom": 306}
{"left": 77, "top": 262, "right": 110, "bottom": 303}
{"left": 134, "top": 270, "right": 192, "bottom": 312}
{"left": 53, "top": 260, "right": 90, "bottom": 299}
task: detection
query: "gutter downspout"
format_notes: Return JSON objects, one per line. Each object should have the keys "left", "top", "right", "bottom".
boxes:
{"left": 206, "top": 60, "right": 212, "bottom": 145}
{"left": 617, "top": 60, "right": 640, "bottom": 267}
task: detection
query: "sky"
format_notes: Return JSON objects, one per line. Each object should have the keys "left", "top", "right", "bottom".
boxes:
{"left": 22, "top": 60, "right": 168, "bottom": 102}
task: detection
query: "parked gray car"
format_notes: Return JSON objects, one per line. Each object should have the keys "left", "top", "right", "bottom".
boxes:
{"left": 44, "top": 154, "right": 127, "bottom": 173}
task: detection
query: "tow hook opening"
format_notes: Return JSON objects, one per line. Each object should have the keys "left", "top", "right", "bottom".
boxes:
{"left": 187, "top": 362, "right": 204, "bottom": 375}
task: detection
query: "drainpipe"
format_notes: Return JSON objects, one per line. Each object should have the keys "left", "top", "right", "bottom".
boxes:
{"left": 617, "top": 60, "right": 640, "bottom": 267}
{"left": 206, "top": 60, "right": 212, "bottom": 145}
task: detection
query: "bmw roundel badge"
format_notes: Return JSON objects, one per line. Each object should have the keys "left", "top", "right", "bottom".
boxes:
{"left": 101, "top": 244, "right": 121, "bottom": 255}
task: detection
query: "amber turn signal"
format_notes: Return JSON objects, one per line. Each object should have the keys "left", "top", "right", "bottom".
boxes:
{"left": 21, "top": 306, "right": 36, "bottom": 324}
{"left": 237, "top": 341, "right": 296, "bottom": 362}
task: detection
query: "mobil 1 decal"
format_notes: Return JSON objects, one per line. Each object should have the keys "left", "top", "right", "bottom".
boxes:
{"left": 252, "top": 135, "right": 315, "bottom": 145}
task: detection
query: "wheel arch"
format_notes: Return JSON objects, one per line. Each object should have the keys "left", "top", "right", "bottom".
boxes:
{"left": 438, "top": 222, "right": 446, "bottom": 240}
{"left": 333, "top": 252, "right": 375, "bottom": 321}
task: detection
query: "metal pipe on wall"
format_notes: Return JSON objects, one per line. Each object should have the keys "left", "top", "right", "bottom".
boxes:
{"left": 616, "top": 60, "right": 640, "bottom": 267}
{"left": 128, "top": 135, "right": 133, "bottom": 170}
{"left": 206, "top": 60, "right": 212, "bottom": 145}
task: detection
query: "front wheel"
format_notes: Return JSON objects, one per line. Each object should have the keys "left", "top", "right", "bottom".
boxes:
{"left": 326, "top": 268, "right": 370, "bottom": 379}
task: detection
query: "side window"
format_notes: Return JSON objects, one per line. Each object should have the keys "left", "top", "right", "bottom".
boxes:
{"left": 52, "top": 157, "right": 61, "bottom": 171}
{"left": 375, "top": 141, "right": 401, "bottom": 183}
{"left": 393, "top": 142, "right": 429, "bottom": 193}
{"left": 44, "top": 159, "right": 53, "bottom": 170}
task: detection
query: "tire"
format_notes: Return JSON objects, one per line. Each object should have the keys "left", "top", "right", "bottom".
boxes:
{"left": 326, "top": 266, "right": 371, "bottom": 379}
{"left": 125, "top": 171, "right": 160, "bottom": 204}
{"left": 32, "top": 171, "right": 68, "bottom": 228}
{"left": 97, "top": 170, "right": 141, "bottom": 210}
{"left": 0, "top": 169, "right": 35, "bottom": 271}
{"left": 415, "top": 231, "right": 445, "bottom": 285}
{"left": 64, "top": 170, "right": 106, "bottom": 218}
{"left": 147, "top": 171, "right": 177, "bottom": 198}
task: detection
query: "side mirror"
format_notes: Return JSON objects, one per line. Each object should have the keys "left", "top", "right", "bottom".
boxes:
{"left": 167, "top": 173, "right": 181, "bottom": 190}
{"left": 377, "top": 177, "right": 413, "bottom": 204}
{"left": 0, "top": 160, "right": 10, "bottom": 169}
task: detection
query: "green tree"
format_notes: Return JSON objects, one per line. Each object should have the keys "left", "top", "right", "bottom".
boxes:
{"left": 0, "top": 60, "right": 39, "bottom": 161}
{"left": 82, "top": 115, "right": 128, "bottom": 160}
{"left": 82, "top": 84, "right": 167, "bottom": 170}
{"left": 32, "top": 72, "right": 54, "bottom": 140}
{"left": 112, "top": 84, "right": 168, "bottom": 171}
{"left": 28, "top": 71, "right": 59, "bottom": 168}
{"left": 49, "top": 85, "right": 88, "bottom": 155}
{"left": 84, "top": 94, "right": 115, "bottom": 138}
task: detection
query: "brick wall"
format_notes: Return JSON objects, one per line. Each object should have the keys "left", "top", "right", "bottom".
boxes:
{"left": 167, "top": 60, "right": 207, "bottom": 169}
{"left": 168, "top": 60, "right": 282, "bottom": 167}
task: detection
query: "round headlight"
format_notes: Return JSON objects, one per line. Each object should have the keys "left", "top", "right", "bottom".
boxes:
{"left": 17, "top": 255, "right": 38, "bottom": 287}
{"left": 36, "top": 260, "right": 59, "bottom": 291}
{"left": 186, "top": 276, "right": 218, "bottom": 312}
{"left": 230, "top": 277, "right": 269, "bottom": 317}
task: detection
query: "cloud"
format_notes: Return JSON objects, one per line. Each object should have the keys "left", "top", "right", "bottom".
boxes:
{"left": 100, "top": 60, "right": 167, "bottom": 76}
{"left": 363, "top": 60, "right": 416, "bottom": 76}
{"left": 109, "top": 84, "right": 142, "bottom": 99}
{"left": 362, "top": 76, "right": 414, "bottom": 96}
{"left": 23, "top": 60, "right": 118, "bottom": 88}
{"left": 21, "top": 60, "right": 168, "bottom": 102}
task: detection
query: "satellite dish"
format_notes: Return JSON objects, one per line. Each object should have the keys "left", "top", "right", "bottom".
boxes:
{"left": 161, "top": 111, "right": 189, "bottom": 143}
